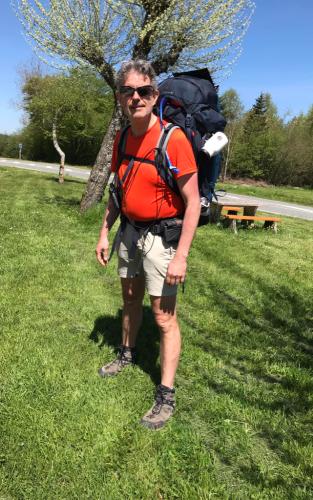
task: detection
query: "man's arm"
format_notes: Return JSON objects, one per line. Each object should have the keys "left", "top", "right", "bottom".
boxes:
{"left": 95, "top": 195, "right": 120, "bottom": 266}
{"left": 165, "top": 172, "right": 200, "bottom": 286}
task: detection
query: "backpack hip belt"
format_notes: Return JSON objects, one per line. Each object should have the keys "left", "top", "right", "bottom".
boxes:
{"left": 109, "top": 215, "right": 183, "bottom": 263}
{"left": 126, "top": 215, "right": 183, "bottom": 244}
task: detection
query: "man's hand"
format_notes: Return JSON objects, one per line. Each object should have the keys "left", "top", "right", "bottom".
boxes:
{"left": 166, "top": 255, "right": 187, "bottom": 286}
{"left": 96, "top": 236, "right": 110, "bottom": 267}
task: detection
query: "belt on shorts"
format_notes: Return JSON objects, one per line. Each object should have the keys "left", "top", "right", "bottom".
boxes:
{"left": 109, "top": 215, "right": 183, "bottom": 262}
{"left": 126, "top": 216, "right": 183, "bottom": 236}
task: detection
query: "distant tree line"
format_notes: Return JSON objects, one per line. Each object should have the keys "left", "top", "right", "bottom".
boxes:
{"left": 220, "top": 90, "right": 313, "bottom": 187}
{"left": 0, "top": 133, "right": 23, "bottom": 159}
{"left": 0, "top": 70, "right": 312, "bottom": 188}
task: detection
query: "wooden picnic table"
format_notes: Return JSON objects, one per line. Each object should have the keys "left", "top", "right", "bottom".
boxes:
{"left": 210, "top": 201, "right": 258, "bottom": 223}
{"left": 210, "top": 200, "right": 282, "bottom": 233}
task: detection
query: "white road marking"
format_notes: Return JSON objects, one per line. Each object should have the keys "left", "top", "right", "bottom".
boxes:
{"left": 279, "top": 205, "right": 313, "bottom": 212}
{"left": 224, "top": 194, "right": 313, "bottom": 213}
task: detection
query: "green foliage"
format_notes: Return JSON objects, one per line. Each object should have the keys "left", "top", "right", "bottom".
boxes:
{"left": 20, "top": 67, "right": 114, "bottom": 165}
{"left": 219, "top": 89, "right": 244, "bottom": 180}
{"left": 229, "top": 93, "right": 285, "bottom": 181}
{"left": 278, "top": 109, "right": 313, "bottom": 187}
{"left": 218, "top": 89, "right": 313, "bottom": 187}
{"left": 220, "top": 88, "right": 244, "bottom": 122}
{"left": 1, "top": 168, "right": 313, "bottom": 498}
{"left": 0, "top": 133, "right": 24, "bottom": 158}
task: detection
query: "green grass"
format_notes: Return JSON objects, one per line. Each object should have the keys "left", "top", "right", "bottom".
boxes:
{"left": 1, "top": 167, "right": 313, "bottom": 499}
{"left": 218, "top": 181, "right": 313, "bottom": 207}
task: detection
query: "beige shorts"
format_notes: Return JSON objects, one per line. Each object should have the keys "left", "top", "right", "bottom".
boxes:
{"left": 117, "top": 222, "right": 178, "bottom": 297}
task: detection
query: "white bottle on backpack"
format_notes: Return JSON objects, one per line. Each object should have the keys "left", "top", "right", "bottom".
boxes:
{"left": 201, "top": 132, "right": 228, "bottom": 157}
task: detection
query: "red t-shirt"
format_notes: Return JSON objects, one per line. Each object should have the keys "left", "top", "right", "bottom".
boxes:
{"left": 111, "top": 119, "right": 197, "bottom": 221}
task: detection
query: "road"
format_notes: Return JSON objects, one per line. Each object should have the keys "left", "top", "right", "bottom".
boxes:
{"left": 1, "top": 157, "right": 313, "bottom": 221}
{"left": 0, "top": 157, "right": 91, "bottom": 180}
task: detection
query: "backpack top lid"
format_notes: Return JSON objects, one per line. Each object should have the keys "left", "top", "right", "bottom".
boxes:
{"left": 158, "top": 67, "right": 218, "bottom": 108}
{"left": 173, "top": 68, "right": 216, "bottom": 88}
{"left": 157, "top": 67, "right": 226, "bottom": 136}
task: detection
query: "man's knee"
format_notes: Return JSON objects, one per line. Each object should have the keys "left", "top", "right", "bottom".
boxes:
{"left": 154, "top": 310, "right": 177, "bottom": 333}
{"left": 152, "top": 298, "right": 178, "bottom": 333}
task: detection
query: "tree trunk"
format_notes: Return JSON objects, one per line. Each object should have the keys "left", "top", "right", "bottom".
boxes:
{"left": 80, "top": 104, "right": 124, "bottom": 212}
{"left": 52, "top": 121, "right": 65, "bottom": 184}
{"left": 221, "top": 138, "right": 231, "bottom": 182}
{"left": 221, "top": 126, "right": 235, "bottom": 182}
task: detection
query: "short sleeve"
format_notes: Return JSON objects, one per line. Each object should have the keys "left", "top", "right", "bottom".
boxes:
{"left": 166, "top": 128, "right": 198, "bottom": 179}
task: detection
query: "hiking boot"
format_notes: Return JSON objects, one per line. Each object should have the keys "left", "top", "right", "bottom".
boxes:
{"left": 98, "top": 345, "right": 136, "bottom": 377}
{"left": 140, "top": 384, "right": 175, "bottom": 430}
{"left": 200, "top": 197, "right": 210, "bottom": 217}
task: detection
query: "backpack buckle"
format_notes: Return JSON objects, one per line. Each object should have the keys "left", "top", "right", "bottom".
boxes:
{"left": 109, "top": 182, "right": 121, "bottom": 210}
{"left": 185, "top": 114, "right": 192, "bottom": 128}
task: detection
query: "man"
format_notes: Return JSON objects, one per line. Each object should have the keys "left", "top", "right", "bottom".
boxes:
{"left": 96, "top": 59, "right": 200, "bottom": 430}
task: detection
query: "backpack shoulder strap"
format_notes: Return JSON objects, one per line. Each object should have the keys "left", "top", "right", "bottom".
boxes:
{"left": 155, "top": 123, "right": 181, "bottom": 196}
{"left": 156, "top": 123, "right": 180, "bottom": 154}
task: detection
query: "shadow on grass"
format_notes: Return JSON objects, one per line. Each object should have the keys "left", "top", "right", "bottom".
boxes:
{"left": 89, "top": 306, "right": 160, "bottom": 385}
{"left": 193, "top": 282, "right": 313, "bottom": 412}
{"left": 196, "top": 242, "right": 313, "bottom": 366}
{"left": 41, "top": 195, "right": 81, "bottom": 208}
{"left": 181, "top": 245, "right": 313, "bottom": 479}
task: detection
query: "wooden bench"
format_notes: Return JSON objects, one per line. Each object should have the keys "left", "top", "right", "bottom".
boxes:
{"left": 224, "top": 214, "right": 281, "bottom": 234}
{"left": 221, "top": 206, "right": 242, "bottom": 214}
{"left": 210, "top": 201, "right": 258, "bottom": 223}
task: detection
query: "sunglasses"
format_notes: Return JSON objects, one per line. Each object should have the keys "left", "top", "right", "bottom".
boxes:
{"left": 119, "top": 85, "right": 155, "bottom": 98}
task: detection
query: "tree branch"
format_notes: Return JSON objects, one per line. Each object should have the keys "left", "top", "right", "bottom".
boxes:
{"left": 152, "top": 40, "right": 185, "bottom": 74}
{"left": 132, "top": 0, "right": 172, "bottom": 60}
{"left": 77, "top": 42, "right": 115, "bottom": 89}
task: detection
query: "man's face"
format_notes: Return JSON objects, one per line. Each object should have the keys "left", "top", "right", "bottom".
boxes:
{"left": 117, "top": 70, "right": 159, "bottom": 121}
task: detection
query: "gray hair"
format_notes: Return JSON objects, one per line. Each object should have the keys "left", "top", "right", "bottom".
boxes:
{"left": 115, "top": 59, "right": 157, "bottom": 90}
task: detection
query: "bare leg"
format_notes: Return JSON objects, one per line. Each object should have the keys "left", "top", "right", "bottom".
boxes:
{"left": 121, "top": 277, "right": 145, "bottom": 348}
{"left": 150, "top": 294, "right": 181, "bottom": 388}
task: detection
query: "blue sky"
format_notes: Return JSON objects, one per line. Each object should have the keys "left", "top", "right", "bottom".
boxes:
{"left": 1, "top": 0, "right": 313, "bottom": 134}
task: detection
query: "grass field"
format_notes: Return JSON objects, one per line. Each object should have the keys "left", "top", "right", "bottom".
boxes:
{"left": 217, "top": 181, "right": 313, "bottom": 207}
{"left": 1, "top": 168, "right": 313, "bottom": 499}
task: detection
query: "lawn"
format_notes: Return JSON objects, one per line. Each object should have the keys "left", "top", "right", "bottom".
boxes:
{"left": 1, "top": 168, "right": 313, "bottom": 499}
{"left": 218, "top": 181, "right": 313, "bottom": 207}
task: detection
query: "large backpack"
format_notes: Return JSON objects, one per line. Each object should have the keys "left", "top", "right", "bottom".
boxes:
{"left": 112, "top": 68, "right": 226, "bottom": 222}
{"left": 157, "top": 68, "right": 226, "bottom": 202}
